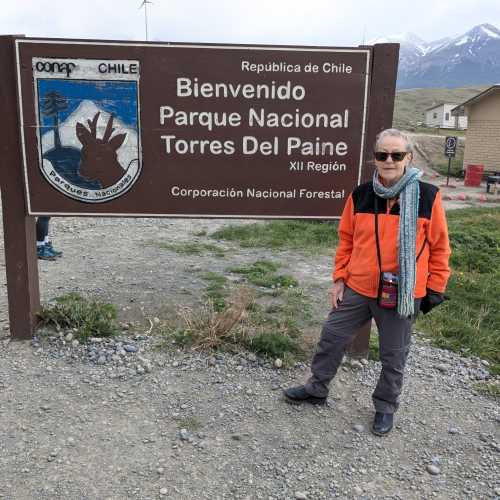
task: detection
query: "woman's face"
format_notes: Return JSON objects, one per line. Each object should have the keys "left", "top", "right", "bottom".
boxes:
{"left": 374, "top": 136, "right": 412, "bottom": 186}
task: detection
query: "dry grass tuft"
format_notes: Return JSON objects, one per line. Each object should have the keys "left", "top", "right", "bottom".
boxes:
{"left": 175, "top": 286, "right": 255, "bottom": 349}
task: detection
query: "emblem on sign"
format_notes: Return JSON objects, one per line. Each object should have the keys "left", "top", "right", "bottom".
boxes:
{"left": 33, "top": 58, "right": 142, "bottom": 202}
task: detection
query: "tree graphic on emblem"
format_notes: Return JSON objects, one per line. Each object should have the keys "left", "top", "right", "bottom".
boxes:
{"left": 41, "top": 91, "right": 68, "bottom": 149}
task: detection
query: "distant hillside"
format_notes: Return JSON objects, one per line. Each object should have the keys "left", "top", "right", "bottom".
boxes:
{"left": 392, "top": 86, "right": 487, "bottom": 130}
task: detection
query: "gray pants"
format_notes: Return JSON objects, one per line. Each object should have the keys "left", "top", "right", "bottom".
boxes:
{"left": 305, "top": 287, "right": 420, "bottom": 413}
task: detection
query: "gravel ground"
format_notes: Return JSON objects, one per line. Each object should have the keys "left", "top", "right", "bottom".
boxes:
{"left": 0, "top": 214, "right": 499, "bottom": 500}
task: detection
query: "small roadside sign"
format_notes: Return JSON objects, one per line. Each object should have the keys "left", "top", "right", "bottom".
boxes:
{"left": 445, "top": 136, "right": 457, "bottom": 158}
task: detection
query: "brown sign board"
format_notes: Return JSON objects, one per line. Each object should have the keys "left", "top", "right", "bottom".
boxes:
{"left": 15, "top": 40, "right": 376, "bottom": 218}
{"left": 1, "top": 36, "right": 398, "bottom": 342}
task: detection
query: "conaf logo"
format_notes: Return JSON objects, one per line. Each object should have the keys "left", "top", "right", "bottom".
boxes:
{"left": 34, "top": 60, "right": 76, "bottom": 77}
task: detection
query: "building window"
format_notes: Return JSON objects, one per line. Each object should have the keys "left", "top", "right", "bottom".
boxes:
{"left": 433, "top": 113, "right": 437, "bottom": 119}
{"left": 445, "top": 112, "right": 450, "bottom": 121}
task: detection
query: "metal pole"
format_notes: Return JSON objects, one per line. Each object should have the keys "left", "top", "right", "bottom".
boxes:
{"left": 144, "top": 2, "right": 148, "bottom": 41}
{"left": 446, "top": 156, "right": 451, "bottom": 186}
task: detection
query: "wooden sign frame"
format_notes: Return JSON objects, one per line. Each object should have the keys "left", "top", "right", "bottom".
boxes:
{"left": 0, "top": 35, "right": 398, "bottom": 345}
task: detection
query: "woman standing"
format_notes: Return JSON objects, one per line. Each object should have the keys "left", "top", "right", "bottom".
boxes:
{"left": 284, "top": 128, "right": 451, "bottom": 436}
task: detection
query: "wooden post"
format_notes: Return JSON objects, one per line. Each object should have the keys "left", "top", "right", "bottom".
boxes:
{"left": 0, "top": 36, "right": 41, "bottom": 340}
{"left": 347, "top": 43, "right": 399, "bottom": 358}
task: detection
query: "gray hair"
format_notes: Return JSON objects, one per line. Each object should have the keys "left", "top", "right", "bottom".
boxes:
{"left": 374, "top": 128, "right": 413, "bottom": 153}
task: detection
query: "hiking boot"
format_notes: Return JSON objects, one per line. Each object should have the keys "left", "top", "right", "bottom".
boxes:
{"left": 371, "top": 412, "right": 394, "bottom": 436}
{"left": 46, "top": 241, "right": 63, "bottom": 257}
{"left": 283, "top": 385, "right": 327, "bottom": 405}
{"left": 37, "top": 244, "right": 56, "bottom": 261}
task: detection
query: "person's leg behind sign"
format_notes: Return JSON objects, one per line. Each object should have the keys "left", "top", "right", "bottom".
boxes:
{"left": 36, "top": 216, "right": 62, "bottom": 260}
{"left": 284, "top": 286, "right": 372, "bottom": 405}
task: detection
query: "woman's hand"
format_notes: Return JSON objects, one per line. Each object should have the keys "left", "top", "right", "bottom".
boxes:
{"left": 330, "top": 279, "right": 345, "bottom": 308}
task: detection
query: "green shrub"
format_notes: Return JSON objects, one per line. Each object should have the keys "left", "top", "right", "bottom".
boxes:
{"left": 38, "top": 293, "right": 118, "bottom": 342}
{"left": 246, "top": 332, "right": 302, "bottom": 359}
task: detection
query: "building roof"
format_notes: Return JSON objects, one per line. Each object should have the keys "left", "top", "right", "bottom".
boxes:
{"left": 424, "top": 102, "right": 458, "bottom": 112}
{"left": 451, "top": 85, "right": 500, "bottom": 116}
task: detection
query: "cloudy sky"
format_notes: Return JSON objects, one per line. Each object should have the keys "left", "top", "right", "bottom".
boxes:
{"left": 1, "top": 0, "right": 499, "bottom": 46}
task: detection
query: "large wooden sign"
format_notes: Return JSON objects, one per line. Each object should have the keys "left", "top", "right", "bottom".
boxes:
{"left": 0, "top": 36, "right": 398, "bottom": 340}
{"left": 14, "top": 40, "right": 378, "bottom": 218}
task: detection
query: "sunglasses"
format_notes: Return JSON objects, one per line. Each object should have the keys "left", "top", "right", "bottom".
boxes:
{"left": 374, "top": 151, "right": 408, "bottom": 162}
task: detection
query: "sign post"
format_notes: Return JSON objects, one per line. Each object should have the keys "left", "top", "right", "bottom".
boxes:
{"left": 444, "top": 136, "right": 457, "bottom": 186}
{"left": 0, "top": 37, "right": 398, "bottom": 349}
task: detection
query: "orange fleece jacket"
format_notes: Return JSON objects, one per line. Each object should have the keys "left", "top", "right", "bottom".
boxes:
{"left": 333, "top": 182, "right": 451, "bottom": 299}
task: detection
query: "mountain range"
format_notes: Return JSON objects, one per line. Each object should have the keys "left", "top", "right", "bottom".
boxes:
{"left": 372, "top": 23, "right": 500, "bottom": 89}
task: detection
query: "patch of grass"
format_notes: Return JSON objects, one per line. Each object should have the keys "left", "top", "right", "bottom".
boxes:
{"left": 447, "top": 209, "right": 500, "bottom": 273}
{"left": 432, "top": 160, "right": 464, "bottom": 179}
{"left": 473, "top": 381, "right": 500, "bottom": 399}
{"left": 242, "top": 287, "right": 313, "bottom": 363}
{"left": 229, "top": 260, "right": 298, "bottom": 289}
{"left": 176, "top": 417, "right": 203, "bottom": 431}
{"left": 202, "top": 272, "right": 228, "bottom": 312}
{"left": 163, "top": 287, "right": 255, "bottom": 350}
{"left": 159, "top": 273, "right": 313, "bottom": 365}
{"left": 38, "top": 292, "right": 118, "bottom": 342}
{"left": 159, "top": 242, "right": 225, "bottom": 257}
{"left": 245, "top": 332, "right": 302, "bottom": 359}
{"left": 417, "top": 207, "right": 500, "bottom": 375}
{"left": 211, "top": 220, "right": 339, "bottom": 254}
{"left": 412, "top": 127, "right": 467, "bottom": 137}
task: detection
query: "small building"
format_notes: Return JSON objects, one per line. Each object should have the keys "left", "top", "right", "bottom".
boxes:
{"left": 452, "top": 85, "right": 500, "bottom": 174}
{"left": 424, "top": 103, "right": 467, "bottom": 129}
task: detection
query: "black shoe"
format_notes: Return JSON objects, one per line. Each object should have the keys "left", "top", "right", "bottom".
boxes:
{"left": 371, "top": 412, "right": 394, "bottom": 436}
{"left": 283, "top": 385, "right": 327, "bottom": 405}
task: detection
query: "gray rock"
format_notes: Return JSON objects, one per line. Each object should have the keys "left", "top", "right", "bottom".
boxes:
{"left": 426, "top": 464, "right": 441, "bottom": 475}
{"left": 295, "top": 493, "right": 308, "bottom": 500}
{"left": 352, "top": 424, "right": 364, "bottom": 433}
{"left": 179, "top": 429, "right": 190, "bottom": 441}
{"left": 97, "top": 355, "right": 107, "bottom": 365}
{"left": 123, "top": 344, "right": 138, "bottom": 353}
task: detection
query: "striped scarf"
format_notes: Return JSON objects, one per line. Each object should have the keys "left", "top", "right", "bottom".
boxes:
{"left": 372, "top": 167, "right": 423, "bottom": 316}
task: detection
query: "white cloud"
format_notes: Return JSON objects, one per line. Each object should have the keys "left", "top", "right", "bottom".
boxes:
{"left": 1, "top": 0, "right": 499, "bottom": 46}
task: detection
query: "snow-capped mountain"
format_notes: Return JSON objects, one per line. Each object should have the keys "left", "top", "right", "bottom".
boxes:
{"left": 41, "top": 99, "right": 139, "bottom": 170}
{"left": 373, "top": 24, "right": 500, "bottom": 89}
